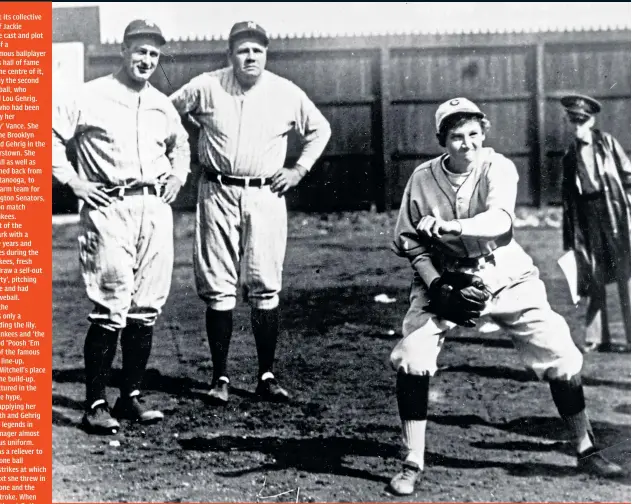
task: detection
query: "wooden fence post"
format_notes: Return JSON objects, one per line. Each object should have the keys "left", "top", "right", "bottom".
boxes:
{"left": 534, "top": 42, "right": 547, "bottom": 208}
{"left": 378, "top": 44, "right": 393, "bottom": 211}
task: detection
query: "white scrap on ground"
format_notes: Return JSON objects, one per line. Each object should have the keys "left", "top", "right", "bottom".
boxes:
{"left": 374, "top": 293, "right": 396, "bottom": 303}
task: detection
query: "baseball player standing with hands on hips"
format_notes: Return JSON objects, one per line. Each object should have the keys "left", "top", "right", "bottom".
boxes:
{"left": 388, "top": 98, "right": 623, "bottom": 495}
{"left": 52, "top": 20, "right": 190, "bottom": 434}
{"left": 170, "top": 21, "right": 331, "bottom": 404}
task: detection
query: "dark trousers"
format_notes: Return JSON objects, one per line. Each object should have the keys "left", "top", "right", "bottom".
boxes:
{"left": 582, "top": 196, "right": 631, "bottom": 345}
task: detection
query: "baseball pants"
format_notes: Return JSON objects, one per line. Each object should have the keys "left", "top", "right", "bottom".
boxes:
{"left": 391, "top": 270, "right": 583, "bottom": 381}
{"left": 78, "top": 194, "right": 174, "bottom": 331}
{"left": 194, "top": 178, "right": 287, "bottom": 311}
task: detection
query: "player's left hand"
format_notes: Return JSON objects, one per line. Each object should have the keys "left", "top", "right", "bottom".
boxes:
{"left": 161, "top": 175, "right": 184, "bottom": 204}
{"left": 270, "top": 165, "right": 308, "bottom": 196}
{"left": 417, "top": 216, "right": 462, "bottom": 239}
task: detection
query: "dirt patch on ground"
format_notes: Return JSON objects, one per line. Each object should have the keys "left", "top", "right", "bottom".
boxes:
{"left": 52, "top": 211, "right": 631, "bottom": 502}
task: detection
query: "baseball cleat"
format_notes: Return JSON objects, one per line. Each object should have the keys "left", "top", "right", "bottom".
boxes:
{"left": 206, "top": 377, "right": 229, "bottom": 405}
{"left": 112, "top": 395, "right": 164, "bottom": 424}
{"left": 578, "top": 446, "right": 624, "bottom": 478}
{"left": 597, "top": 342, "right": 630, "bottom": 353}
{"left": 388, "top": 461, "right": 422, "bottom": 496}
{"left": 81, "top": 402, "right": 120, "bottom": 435}
{"left": 255, "top": 376, "right": 289, "bottom": 403}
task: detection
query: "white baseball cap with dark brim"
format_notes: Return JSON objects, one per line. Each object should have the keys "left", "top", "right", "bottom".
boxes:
{"left": 435, "top": 97, "right": 485, "bottom": 133}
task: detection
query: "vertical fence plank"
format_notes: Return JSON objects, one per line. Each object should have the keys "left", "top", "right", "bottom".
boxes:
{"left": 534, "top": 43, "right": 546, "bottom": 207}
{"left": 378, "top": 45, "right": 392, "bottom": 211}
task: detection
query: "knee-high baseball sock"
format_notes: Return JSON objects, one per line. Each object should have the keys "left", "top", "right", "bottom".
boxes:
{"left": 251, "top": 307, "right": 279, "bottom": 378}
{"left": 84, "top": 323, "right": 119, "bottom": 407}
{"left": 120, "top": 322, "right": 153, "bottom": 397}
{"left": 205, "top": 307, "right": 233, "bottom": 383}
{"left": 397, "top": 372, "right": 430, "bottom": 469}
{"left": 549, "top": 374, "right": 593, "bottom": 453}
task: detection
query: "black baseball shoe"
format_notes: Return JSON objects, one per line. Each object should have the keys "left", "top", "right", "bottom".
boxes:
{"left": 255, "top": 375, "right": 289, "bottom": 403}
{"left": 388, "top": 461, "right": 422, "bottom": 496}
{"left": 81, "top": 400, "right": 120, "bottom": 435}
{"left": 112, "top": 394, "right": 164, "bottom": 424}
{"left": 597, "top": 342, "right": 630, "bottom": 353}
{"left": 578, "top": 446, "right": 624, "bottom": 478}
{"left": 206, "top": 376, "right": 229, "bottom": 405}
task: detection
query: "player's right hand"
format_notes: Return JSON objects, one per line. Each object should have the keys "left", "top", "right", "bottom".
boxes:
{"left": 67, "top": 179, "right": 114, "bottom": 209}
{"left": 417, "top": 216, "right": 461, "bottom": 239}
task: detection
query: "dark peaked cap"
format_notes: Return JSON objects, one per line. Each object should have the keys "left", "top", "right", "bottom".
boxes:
{"left": 123, "top": 19, "right": 166, "bottom": 45}
{"left": 229, "top": 21, "right": 269, "bottom": 45}
{"left": 560, "top": 94, "right": 602, "bottom": 118}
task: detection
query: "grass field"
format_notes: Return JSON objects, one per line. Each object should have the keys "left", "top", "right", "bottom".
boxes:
{"left": 52, "top": 210, "right": 631, "bottom": 503}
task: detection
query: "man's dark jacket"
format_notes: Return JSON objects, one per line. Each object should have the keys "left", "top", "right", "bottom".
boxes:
{"left": 562, "top": 129, "right": 631, "bottom": 297}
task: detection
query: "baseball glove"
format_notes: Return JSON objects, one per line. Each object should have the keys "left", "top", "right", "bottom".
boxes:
{"left": 424, "top": 270, "right": 490, "bottom": 328}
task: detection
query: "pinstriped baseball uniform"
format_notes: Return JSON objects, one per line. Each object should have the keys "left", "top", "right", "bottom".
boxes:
{"left": 170, "top": 67, "right": 331, "bottom": 310}
{"left": 53, "top": 74, "right": 191, "bottom": 330}
{"left": 391, "top": 147, "right": 583, "bottom": 381}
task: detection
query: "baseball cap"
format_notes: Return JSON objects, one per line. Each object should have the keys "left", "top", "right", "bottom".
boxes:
{"left": 229, "top": 21, "right": 269, "bottom": 46}
{"left": 123, "top": 19, "right": 166, "bottom": 46}
{"left": 560, "top": 93, "right": 601, "bottom": 120}
{"left": 435, "top": 97, "right": 485, "bottom": 133}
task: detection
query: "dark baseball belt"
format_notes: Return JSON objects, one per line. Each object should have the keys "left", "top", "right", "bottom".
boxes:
{"left": 205, "top": 170, "right": 273, "bottom": 187}
{"left": 103, "top": 185, "right": 163, "bottom": 197}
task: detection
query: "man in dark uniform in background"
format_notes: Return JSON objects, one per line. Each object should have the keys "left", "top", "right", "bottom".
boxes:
{"left": 561, "top": 94, "right": 631, "bottom": 353}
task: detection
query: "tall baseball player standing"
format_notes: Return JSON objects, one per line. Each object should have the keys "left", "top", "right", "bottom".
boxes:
{"left": 170, "top": 21, "right": 331, "bottom": 404}
{"left": 388, "top": 98, "right": 623, "bottom": 495}
{"left": 52, "top": 20, "right": 190, "bottom": 434}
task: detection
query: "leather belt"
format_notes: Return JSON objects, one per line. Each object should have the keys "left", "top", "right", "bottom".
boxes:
{"left": 103, "top": 185, "right": 161, "bottom": 197}
{"left": 205, "top": 170, "right": 272, "bottom": 187}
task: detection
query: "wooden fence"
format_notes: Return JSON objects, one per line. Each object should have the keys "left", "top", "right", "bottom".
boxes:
{"left": 54, "top": 29, "right": 631, "bottom": 213}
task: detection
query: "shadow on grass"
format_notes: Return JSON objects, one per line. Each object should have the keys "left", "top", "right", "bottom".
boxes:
{"left": 180, "top": 434, "right": 395, "bottom": 483}
{"left": 439, "top": 364, "right": 631, "bottom": 390}
{"left": 51, "top": 368, "right": 210, "bottom": 398}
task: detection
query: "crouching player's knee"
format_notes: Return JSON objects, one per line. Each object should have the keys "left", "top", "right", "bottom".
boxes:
{"left": 527, "top": 312, "right": 583, "bottom": 382}
{"left": 390, "top": 329, "right": 442, "bottom": 377}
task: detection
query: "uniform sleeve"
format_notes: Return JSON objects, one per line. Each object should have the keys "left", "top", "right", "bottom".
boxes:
{"left": 391, "top": 174, "right": 440, "bottom": 287}
{"left": 52, "top": 92, "right": 81, "bottom": 185}
{"left": 164, "top": 102, "right": 191, "bottom": 184}
{"left": 483, "top": 157, "right": 519, "bottom": 219}
{"left": 457, "top": 157, "right": 516, "bottom": 239}
{"left": 169, "top": 78, "right": 201, "bottom": 117}
{"left": 292, "top": 88, "right": 331, "bottom": 171}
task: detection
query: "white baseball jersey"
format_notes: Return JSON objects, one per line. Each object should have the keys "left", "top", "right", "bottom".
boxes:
{"left": 53, "top": 74, "right": 190, "bottom": 185}
{"left": 390, "top": 147, "right": 582, "bottom": 382}
{"left": 393, "top": 147, "right": 535, "bottom": 294}
{"left": 169, "top": 67, "right": 331, "bottom": 177}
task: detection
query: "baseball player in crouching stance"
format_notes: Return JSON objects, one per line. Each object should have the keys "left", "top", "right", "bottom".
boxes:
{"left": 52, "top": 20, "right": 190, "bottom": 434}
{"left": 388, "top": 98, "right": 623, "bottom": 495}
{"left": 170, "top": 21, "right": 331, "bottom": 404}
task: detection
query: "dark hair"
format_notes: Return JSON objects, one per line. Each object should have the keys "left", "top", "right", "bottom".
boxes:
{"left": 436, "top": 113, "right": 491, "bottom": 147}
